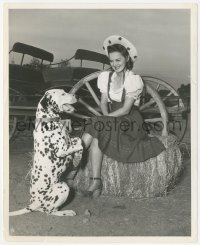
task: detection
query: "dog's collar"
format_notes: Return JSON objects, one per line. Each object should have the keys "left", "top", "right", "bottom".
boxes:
{"left": 35, "top": 117, "right": 60, "bottom": 122}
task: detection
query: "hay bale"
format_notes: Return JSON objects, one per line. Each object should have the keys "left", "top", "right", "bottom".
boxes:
{"left": 74, "top": 135, "right": 183, "bottom": 198}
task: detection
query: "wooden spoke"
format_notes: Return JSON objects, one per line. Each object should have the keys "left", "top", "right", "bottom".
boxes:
{"left": 78, "top": 98, "right": 102, "bottom": 116}
{"left": 166, "top": 91, "right": 173, "bottom": 97}
{"left": 162, "top": 91, "right": 173, "bottom": 102}
{"left": 156, "top": 84, "right": 160, "bottom": 91}
{"left": 140, "top": 98, "right": 156, "bottom": 111}
{"left": 84, "top": 81, "right": 101, "bottom": 107}
{"left": 142, "top": 76, "right": 188, "bottom": 142}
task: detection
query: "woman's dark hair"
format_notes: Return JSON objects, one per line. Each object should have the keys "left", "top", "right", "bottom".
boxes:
{"left": 107, "top": 44, "right": 134, "bottom": 70}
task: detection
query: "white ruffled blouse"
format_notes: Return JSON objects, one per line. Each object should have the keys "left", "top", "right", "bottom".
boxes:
{"left": 97, "top": 70, "right": 144, "bottom": 106}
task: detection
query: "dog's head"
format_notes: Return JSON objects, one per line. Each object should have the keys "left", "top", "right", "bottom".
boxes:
{"left": 36, "top": 89, "right": 77, "bottom": 118}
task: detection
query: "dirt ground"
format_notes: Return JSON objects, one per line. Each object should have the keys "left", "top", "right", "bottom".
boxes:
{"left": 8, "top": 127, "right": 191, "bottom": 237}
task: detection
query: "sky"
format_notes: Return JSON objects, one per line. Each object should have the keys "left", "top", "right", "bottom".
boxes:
{"left": 9, "top": 9, "right": 190, "bottom": 89}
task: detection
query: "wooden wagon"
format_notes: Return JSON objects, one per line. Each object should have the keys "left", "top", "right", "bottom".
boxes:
{"left": 9, "top": 42, "right": 189, "bottom": 143}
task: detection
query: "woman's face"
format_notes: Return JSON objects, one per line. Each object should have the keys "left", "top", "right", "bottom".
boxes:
{"left": 108, "top": 51, "right": 127, "bottom": 73}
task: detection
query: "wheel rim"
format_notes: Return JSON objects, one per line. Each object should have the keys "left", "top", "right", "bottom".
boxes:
{"left": 139, "top": 83, "right": 168, "bottom": 137}
{"left": 69, "top": 71, "right": 168, "bottom": 137}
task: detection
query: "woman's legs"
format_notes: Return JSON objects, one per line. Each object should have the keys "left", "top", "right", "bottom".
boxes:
{"left": 80, "top": 133, "right": 103, "bottom": 195}
{"left": 87, "top": 138, "right": 103, "bottom": 192}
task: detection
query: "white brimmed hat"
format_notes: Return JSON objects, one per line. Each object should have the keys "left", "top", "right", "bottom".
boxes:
{"left": 103, "top": 35, "right": 138, "bottom": 61}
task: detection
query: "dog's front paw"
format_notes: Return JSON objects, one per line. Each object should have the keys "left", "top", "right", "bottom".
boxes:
{"left": 67, "top": 144, "right": 83, "bottom": 155}
{"left": 55, "top": 149, "right": 67, "bottom": 158}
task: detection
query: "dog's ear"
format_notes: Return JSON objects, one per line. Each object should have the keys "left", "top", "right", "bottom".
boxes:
{"left": 40, "top": 94, "right": 48, "bottom": 111}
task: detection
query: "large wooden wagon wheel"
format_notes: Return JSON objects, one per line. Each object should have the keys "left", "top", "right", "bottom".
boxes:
{"left": 69, "top": 71, "right": 168, "bottom": 137}
{"left": 141, "top": 76, "right": 188, "bottom": 142}
{"left": 9, "top": 88, "right": 27, "bottom": 141}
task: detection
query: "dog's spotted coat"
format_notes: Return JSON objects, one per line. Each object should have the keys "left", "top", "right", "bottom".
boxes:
{"left": 10, "top": 89, "right": 83, "bottom": 216}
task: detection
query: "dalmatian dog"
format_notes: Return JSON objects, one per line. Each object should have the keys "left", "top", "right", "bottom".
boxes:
{"left": 9, "top": 89, "right": 83, "bottom": 217}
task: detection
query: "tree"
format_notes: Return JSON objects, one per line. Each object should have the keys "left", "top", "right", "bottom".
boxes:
{"left": 25, "top": 57, "right": 48, "bottom": 70}
{"left": 29, "top": 57, "right": 41, "bottom": 69}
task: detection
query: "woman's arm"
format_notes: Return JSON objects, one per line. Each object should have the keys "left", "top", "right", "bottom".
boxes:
{"left": 108, "top": 96, "right": 135, "bottom": 117}
{"left": 100, "top": 93, "right": 109, "bottom": 116}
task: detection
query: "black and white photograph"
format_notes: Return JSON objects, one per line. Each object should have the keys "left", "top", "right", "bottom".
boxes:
{"left": 3, "top": 3, "right": 197, "bottom": 242}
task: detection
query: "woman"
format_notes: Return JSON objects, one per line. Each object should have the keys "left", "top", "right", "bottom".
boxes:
{"left": 79, "top": 35, "right": 166, "bottom": 197}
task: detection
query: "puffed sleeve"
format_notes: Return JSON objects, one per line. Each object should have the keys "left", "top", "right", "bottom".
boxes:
{"left": 97, "top": 71, "right": 109, "bottom": 94}
{"left": 124, "top": 74, "right": 144, "bottom": 105}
